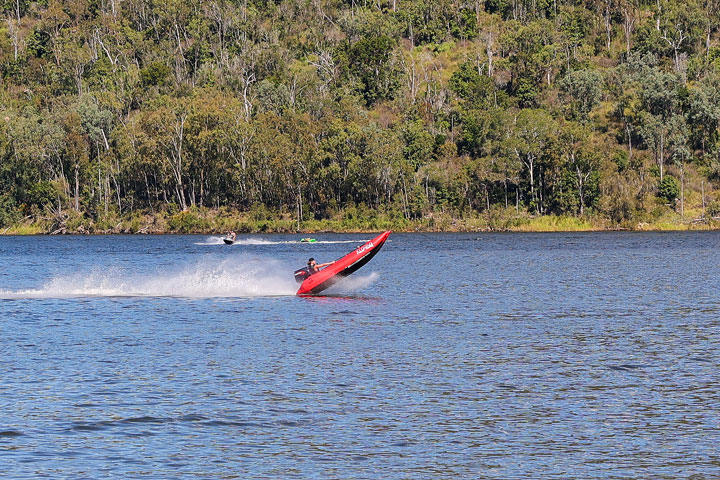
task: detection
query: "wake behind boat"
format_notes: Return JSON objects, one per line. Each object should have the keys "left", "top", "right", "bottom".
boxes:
{"left": 294, "top": 231, "right": 391, "bottom": 295}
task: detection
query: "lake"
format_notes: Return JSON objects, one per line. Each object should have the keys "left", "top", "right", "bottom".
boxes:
{"left": 1, "top": 232, "right": 718, "bottom": 479}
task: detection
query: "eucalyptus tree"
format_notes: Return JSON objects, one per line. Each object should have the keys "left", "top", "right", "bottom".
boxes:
{"left": 113, "top": 113, "right": 157, "bottom": 211}
{"left": 502, "top": 19, "right": 559, "bottom": 105}
{"left": 688, "top": 73, "right": 720, "bottom": 155}
{"left": 656, "top": 0, "right": 705, "bottom": 80}
{"left": 61, "top": 111, "right": 91, "bottom": 211}
{"left": 2, "top": 106, "right": 65, "bottom": 213}
{"left": 636, "top": 67, "right": 686, "bottom": 182}
{"left": 557, "top": 121, "right": 600, "bottom": 215}
{"left": 316, "top": 119, "right": 367, "bottom": 207}
{"left": 701, "top": 0, "right": 720, "bottom": 57}
{"left": 449, "top": 60, "right": 507, "bottom": 110}
{"left": 607, "top": 60, "right": 640, "bottom": 159}
{"left": 364, "top": 126, "right": 406, "bottom": 210}
{"left": 400, "top": 117, "right": 435, "bottom": 171}
{"left": 344, "top": 34, "right": 400, "bottom": 106}
{"left": 184, "top": 89, "right": 241, "bottom": 208}
{"left": 556, "top": 4, "right": 595, "bottom": 69}
{"left": 248, "top": 111, "right": 316, "bottom": 221}
{"left": 506, "top": 109, "right": 556, "bottom": 214}
{"left": 558, "top": 69, "right": 604, "bottom": 122}
{"left": 136, "top": 97, "right": 190, "bottom": 211}
{"left": 619, "top": 0, "right": 640, "bottom": 54}
{"left": 485, "top": 110, "right": 524, "bottom": 211}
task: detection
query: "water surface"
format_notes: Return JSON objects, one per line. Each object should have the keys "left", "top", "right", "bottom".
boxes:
{"left": 1, "top": 232, "right": 718, "bottom": 478}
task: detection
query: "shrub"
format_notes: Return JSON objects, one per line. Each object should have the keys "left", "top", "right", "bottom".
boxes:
{"left": 708, "top": 201, "right": 720, "bottom": 218}
{"left": 168, "top": 210, "right": 208, "bottom": 233}
{"left": 658, "top": 175, "right": 679, "bottom": 203}
{"left": 0, "top": 194, "right": 19, "bottom": 228}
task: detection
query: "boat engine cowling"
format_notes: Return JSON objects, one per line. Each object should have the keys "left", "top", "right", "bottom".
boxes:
{"left": 294, "top": 267, "right": 312, "bottom": 283}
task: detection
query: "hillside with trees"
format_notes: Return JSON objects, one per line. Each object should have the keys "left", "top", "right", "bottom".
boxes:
{"left": 1, "top": 0, "right": 720, "bottom": 233}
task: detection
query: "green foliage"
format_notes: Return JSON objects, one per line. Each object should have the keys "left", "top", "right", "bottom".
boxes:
{"left": 633, "top": 22, "right": 669, "bottom": 57}
{"left": 401, "top": 118, "right": 435, "bottom": 170}
{"left": 708, "top": 201, "right": 720, "bottom": 217}
{"left": 346, "top": 35, "right": 399, "bottom": 105}
{"left": 0, "top": 194, "right": 19, "bottom": 227}
{"left": 486, "top": 0, "right": 554, "bottom": 22}
{"left": 658, "top": 175, "right": 680, "bottom": 202}
{"left": 255, "top": 80, "right": 291, "bottom": 113}
{"left": 449, "top": 62, "right": 506, "bottom": 109}
{"left": 638, "top": 69, "right": 685, "bottom": 119}
{"left": 457, "top": 107, "right": 506, "bottom": 158}
{"left": 1, "top": 0, "right": 720, "bottom": 234}
{"left": 514, "top": 76, "right": 539, "bottom": 107}
{"left": 397, "top": 2, "right": 477, "bottom": 45}
{"left": 689, "top": 74, "right": 720, "bottom": 151}
{"left": 558, "top": 70, "right": 603, "bottom": 121}
{"left": 140, "top": 62, "right": 171, "bottom": 87}
{"left": 168, "top": 209, "right": 210, "bottom": 233}
{"left": 25, "top": 28, "right": 51, "bottom": 59}
{"left": 613, "top": 150, "right": 629, "bottom": 172}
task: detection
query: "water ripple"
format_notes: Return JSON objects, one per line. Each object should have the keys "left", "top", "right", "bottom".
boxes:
{"left": 1, "top": 232, "right": 719, "bottom": 479}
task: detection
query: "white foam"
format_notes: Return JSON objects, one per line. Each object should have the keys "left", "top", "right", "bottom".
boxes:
{"left": 0, "top": 257, "right": 298, "bottom": 299}
{"left": 195, "top": 236, "right": 368, "bottom": 246}
{"left": 311, "top": 240, "right": 368, "bottom": 244}
{"left": 234, "top": 238, "right": 287, "bottom": 245}
{"left": 193, "top": 236, "right": 281, "bottom": 245}
{"left": 193, "top": 236, "right": 228, "bottom": 245}
{"left": 325, "top": 272, "right": 380, "bottom": 294}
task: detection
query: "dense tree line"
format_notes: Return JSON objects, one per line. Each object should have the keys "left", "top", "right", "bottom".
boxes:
{"left": 1, "top": 0, "right": 719, "bottom": 231}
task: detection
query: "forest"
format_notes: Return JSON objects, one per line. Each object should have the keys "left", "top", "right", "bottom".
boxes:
{"left": 1, "top": 0, "right": 720, "bottom": 233}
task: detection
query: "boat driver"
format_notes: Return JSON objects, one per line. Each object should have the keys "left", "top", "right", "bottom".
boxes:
{"left": 307, "top": 257, "right": 333, "bottom": 274}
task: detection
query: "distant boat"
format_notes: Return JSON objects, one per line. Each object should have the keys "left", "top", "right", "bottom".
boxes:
{"left": 223, "top": 233, "right": 236, "bottom": 244}
{"left": 300, "top": 238, "right": 317, "bottom": 243}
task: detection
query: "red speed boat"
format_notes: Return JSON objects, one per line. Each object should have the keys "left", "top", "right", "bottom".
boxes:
{"left": 294, "top": 231, "right": 391, "bottom": 295}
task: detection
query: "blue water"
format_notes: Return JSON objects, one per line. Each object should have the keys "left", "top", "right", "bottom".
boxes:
{"left": 1, "top": 232, "right": 719, "bottom": 478}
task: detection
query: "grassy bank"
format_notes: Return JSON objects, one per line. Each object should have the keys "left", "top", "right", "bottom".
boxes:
{"left": 2, "top": 206, "right": 719, "bottom": 235}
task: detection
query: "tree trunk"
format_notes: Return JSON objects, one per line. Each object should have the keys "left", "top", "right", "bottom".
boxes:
{"left": 170, "top": 113, "right": 188, "bottom": 210}
{"left": 74, "top": 163, "right": 80, "bottom": 211}
{"left": 527, "top": 155, "right": 537, "bottom": 213}
{"left": 604, "top": 6, "right": 612, "bottom": 53}
{"left": 577, "top": 165, "right": 584, "bottom": 216}
{"left": 680, "top": 165, "right": 684, "bottom": 218}
{"left": 486, "top": 33, "right": 494, "bottom": 78}
{"left": 626, "top": 123, "right": 633, "bottom": 159}
{"left": 504, "top": 179, "right": 508, "bottom": 209}
{"left": 144, "top": 170, "right": 154, "bottom": 213}
{"left": 658, "top": 131, "right": 664, "bottom": 182}
{"left": 7, "top": 18, "right": 19, "bottom": 61}
{"left": 623, "top": 8, "right": 635, "bottom": 54}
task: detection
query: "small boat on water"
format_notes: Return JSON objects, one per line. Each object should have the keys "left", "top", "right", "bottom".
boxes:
{"left": 224, "top": 231, "right": 236, "bottom": 244}
{"left": 300, "top": 238, "right": 317, "bottom": 243}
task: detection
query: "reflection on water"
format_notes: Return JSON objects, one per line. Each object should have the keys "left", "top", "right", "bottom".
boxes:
{"left": 0, "top": 232, "right": 719, "bottom": 479}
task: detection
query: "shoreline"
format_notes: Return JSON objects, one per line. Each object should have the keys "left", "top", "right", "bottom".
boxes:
{"left": 2, "top": 206, "right": 718, "bottom": 236}
{"left": 2, "top": 218, "right": 719, "bottom": 235}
